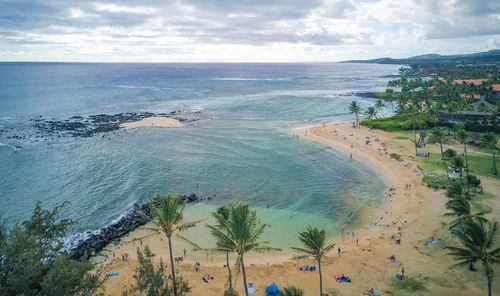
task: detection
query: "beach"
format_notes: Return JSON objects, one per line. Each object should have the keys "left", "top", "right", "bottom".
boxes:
{"left": 100, "top": 122, "right": 488, "bottom": 296}
{"left": 119, "top": 117, "right": 183, "bottom": 129}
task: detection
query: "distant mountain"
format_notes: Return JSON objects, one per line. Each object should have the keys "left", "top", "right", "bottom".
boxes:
{"left": 341, "top": 50, "right": 500, "bottom": 65}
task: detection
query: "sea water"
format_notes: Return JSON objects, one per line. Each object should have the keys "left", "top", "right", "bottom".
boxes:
{"left": 0, "top": 62, "right": 399, "bottom": 247}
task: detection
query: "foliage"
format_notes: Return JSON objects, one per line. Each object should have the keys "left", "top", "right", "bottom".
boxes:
{"left": 280, "top": 285, "right": 304, "bottom": 296}
{"left": 204, "top": 206, "right": 235, "bottom": 292}
{"left": 291, "top": 226, "right": 335, "bottom": 296}
{"left": 422, "top": 175, "right": 448, "bottom": 189}
{"left": 465, "top": 174, "right": 481, "bottom": 187}
{"left": 444, "top": 195, "right": 487, "bottom": 229}
{"left": 122, "top": 246, "right": 190, "bottom": 296}
{"left": 446, "top": 219, "right": 500, "bottom": 296}
{"left": 0, "top": 201, "right": 105, "bottom": 296}
{"left": 390, "top": 277, "right": 427, "bottom": 292}
{"left": 144, "top": 193, "right": 201, "bottom": 296}
{"left": 389, "top": 153, "right": 401, "bottom": 160}
{"left": 207, "top": 203, "right": 279, "bottom": 296}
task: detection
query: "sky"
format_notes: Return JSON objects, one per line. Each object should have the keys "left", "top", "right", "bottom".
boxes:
{"left": 0, "top": 0, "right": 499, "bottom": 62}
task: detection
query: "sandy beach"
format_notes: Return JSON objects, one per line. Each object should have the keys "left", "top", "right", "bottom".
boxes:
{"left": 100, "top": 122, "right": 488, "bottom": 295}
{"left": 119, "top": 116, "right": 183, "bottom": 129}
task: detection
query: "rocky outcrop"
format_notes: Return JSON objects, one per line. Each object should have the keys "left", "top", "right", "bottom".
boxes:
{"left": 33, "top": 112, "right": 193, "bottom": 138}
{"left": 69, "top": 193, "right": 213, "bottom": 260}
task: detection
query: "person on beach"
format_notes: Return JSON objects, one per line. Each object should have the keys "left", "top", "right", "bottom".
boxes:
{"left": 338, "top": 246, "right": 341, "bottom": 256}
{"left": 183, "top": 248, "right": 186, "bottom": 257}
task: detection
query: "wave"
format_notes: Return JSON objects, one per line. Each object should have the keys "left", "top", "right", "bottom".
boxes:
{"left": 211, "top": 77, "right": 290, "bottom": 81}
{"left": 0, "top": 142, "right": 17, "bottom": 151}
{"left": 114, "top": 84, "right": 168, "bottom": 91}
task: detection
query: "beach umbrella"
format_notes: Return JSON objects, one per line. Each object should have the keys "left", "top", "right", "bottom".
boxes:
{"left": 265, "top": 283, "right": 281, "bottom": 296}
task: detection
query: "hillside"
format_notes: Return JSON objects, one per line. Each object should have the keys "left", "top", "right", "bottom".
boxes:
{"left": 341, "top": 50, "right": 500, "bottom": 65}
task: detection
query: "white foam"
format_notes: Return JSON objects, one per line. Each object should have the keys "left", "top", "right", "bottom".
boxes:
{"left": 0, "top": 142, "right": 17, "bottom": 151}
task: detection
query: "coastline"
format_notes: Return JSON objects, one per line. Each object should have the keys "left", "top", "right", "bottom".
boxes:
{"left": 100, "top": 122, "right": 483, "bottom": 295}
{"left": 119, "top": 116, "right": 183, "bottom": 129}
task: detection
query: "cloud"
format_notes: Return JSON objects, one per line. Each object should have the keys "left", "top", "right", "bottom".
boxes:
{"left": 0, "top": 0, "right": 498, "bottom": 61}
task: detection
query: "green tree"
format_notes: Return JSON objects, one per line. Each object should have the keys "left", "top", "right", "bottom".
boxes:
{"left": 348, "top": 101, "right": 362, "bottom": 128}
{"left": 205, "top": 206, "right": 237, "bottom": 295}
{"left": 375, "top": 99, "right": 386, "bottom": 117}
{"left": 208, "top": 203, "right": 280, "bottom": 296}
{"left": 446, "top": 219, "right": 500, "bottom": 296}
{"left": 481, "top": 132, "right": 498, "bottom": 176}
{"left": 445, "top": 195, "right": 487, "bottom": 229}
{"left": 0, "top": 201, "right": 105, "bottom": 296}
{"left": 456, "top": 130, "right": 471, "bottom": 199}
{"left": 291, "top": 226, "right": 335, "bottom": 296}
{"left": 429, "top": 128, "right": 450, "bottom": 183}
{"left": 145, "top": 194, "right": 201, "bottom": 296}
{"left": 122, "top": 246, "right": 189, "bottom": 296}
{"left": 364, "top": 106, "right": 378, "bottom": 120}
{"left": 280, "top": 285, "right": 304, "bottom": 296}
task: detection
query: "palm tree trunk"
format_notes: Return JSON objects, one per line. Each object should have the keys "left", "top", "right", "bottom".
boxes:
{"left": 356, "top": 113, "right": 359, "bottom": 128}
{"left": 240, "top": 255, "right": 249, "bottom": 296}
{"left": 440, "top": 142, "right": 450, "bottom": 184}
{"left": 318, "top": 258, "right": 323, "bottom": 296}
{"left": 464, "top": 144, "right": 471, "bottom": 199}
{"left": 167, "top": 235, "right": 178, "bottom": 296}
{"left": 488, "top": 278, "right": 491, "bottom": 296}
{"left": 226, "top": 252, "right": 233, "bottom": 290}
{"left": 492, "top": 149, "right": 497, "bottom": 176}
{"left": 413, "top": 121, "right": 417, "bottom": 156}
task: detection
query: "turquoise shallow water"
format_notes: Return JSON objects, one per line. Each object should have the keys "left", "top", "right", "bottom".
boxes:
{"left": 0, "top": 63, "right": 399, "bottom": 243}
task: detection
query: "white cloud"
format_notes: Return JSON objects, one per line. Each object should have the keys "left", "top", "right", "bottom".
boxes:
{"left": 0, "top": 0, "right": 498, "bottom": 61}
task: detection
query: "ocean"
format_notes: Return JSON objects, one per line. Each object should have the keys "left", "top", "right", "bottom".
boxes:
{"left": 0, "top": 62, "right": 399, "bottom": 247}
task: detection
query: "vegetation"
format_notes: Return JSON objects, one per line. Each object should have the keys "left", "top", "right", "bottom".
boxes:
{"left": 0, "top": 202, "right": 105, "bottom": 296}
{"left": 291, "top": 226, "right": 335, "bottom": 296}
{"left": 390, "top": 277, "right": 427, "bottom": 292}
{"left": 144, "top": 194, "right": 201, "bottom": 296}
{"left": 446, "top": 220, "right": 500, "bottom": 296}
{"left": 122, "top": 246, "right": 190, "bottom": 296}
{"left": 349, "top": 101, "right": 362, "bottom": 128}
{"left": 206, "top": 203, "right": 280, "bottom": 296}
{"left": 205, "top": 206, "right": 237, "bottom": 295}
{"left": 481, "top": 132, "right": 498, "bottom": 175}
{"left": 280, "top": 285, "right": 304, "bottom": 296}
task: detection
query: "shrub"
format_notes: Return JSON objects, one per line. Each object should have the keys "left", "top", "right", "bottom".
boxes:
{"left": 280, "top": 285, "right": 304, "bottom": 296}
{"left": 389, "top": 153, "right": 401, "bottom": 160}
{"left": 466, "top": 174, "right": 481, "bottom": 187}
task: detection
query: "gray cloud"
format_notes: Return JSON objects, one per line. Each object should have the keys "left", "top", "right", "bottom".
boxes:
{"left": 0, "top": 0, "right": 498, "bottom": 58}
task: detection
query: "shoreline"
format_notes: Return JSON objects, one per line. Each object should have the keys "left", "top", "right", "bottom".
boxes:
{"left": 119, "top": 116, "right": 183, "bottom": 129}
{"left": 101, "top": 122, "right": 481, "bottom": 295}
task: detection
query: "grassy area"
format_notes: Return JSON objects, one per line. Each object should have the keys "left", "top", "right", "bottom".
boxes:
{"left": 375, "top": 91, "right": 390, "bottom": 99}
{"left": 389, "top": 277, "right": 427, "bottom": 293}
{"left": 361, "top": 117, "right": 416, "bottom": 131}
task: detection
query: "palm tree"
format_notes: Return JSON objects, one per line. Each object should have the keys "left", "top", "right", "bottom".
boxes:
{"left": 209, "top": 203, "right": 280, "bottom": 296}
{"left": 375, "top": 99, "right": 386, "bottom": 117}
{"left": 481, "top": 133, "right": 498, "bottom": 176}
{"left": 145, "top": 194, "right": 201, "bottom": 296}
{"left": 291, "top": 226, "right": 335, "bottom": 296}
{"left": 205, "top": 206, "right": 236, "bottom": 295}
{"left": 456, "top": 129, "right": 471, "bottom": 199}
{"left": 444, "top": 195, "right": 487, "bottom": 229}
{"left": 429, "top": 128, "right": 450, "bottom": 183}
{"left": 364, "top": 106, "right": 377, "bottom": 120}
{"left": 446, "top": 219, "right": 500, "bottom": 296}
{"left": 348, "top": 101, "right": 361, "bottom": 128}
